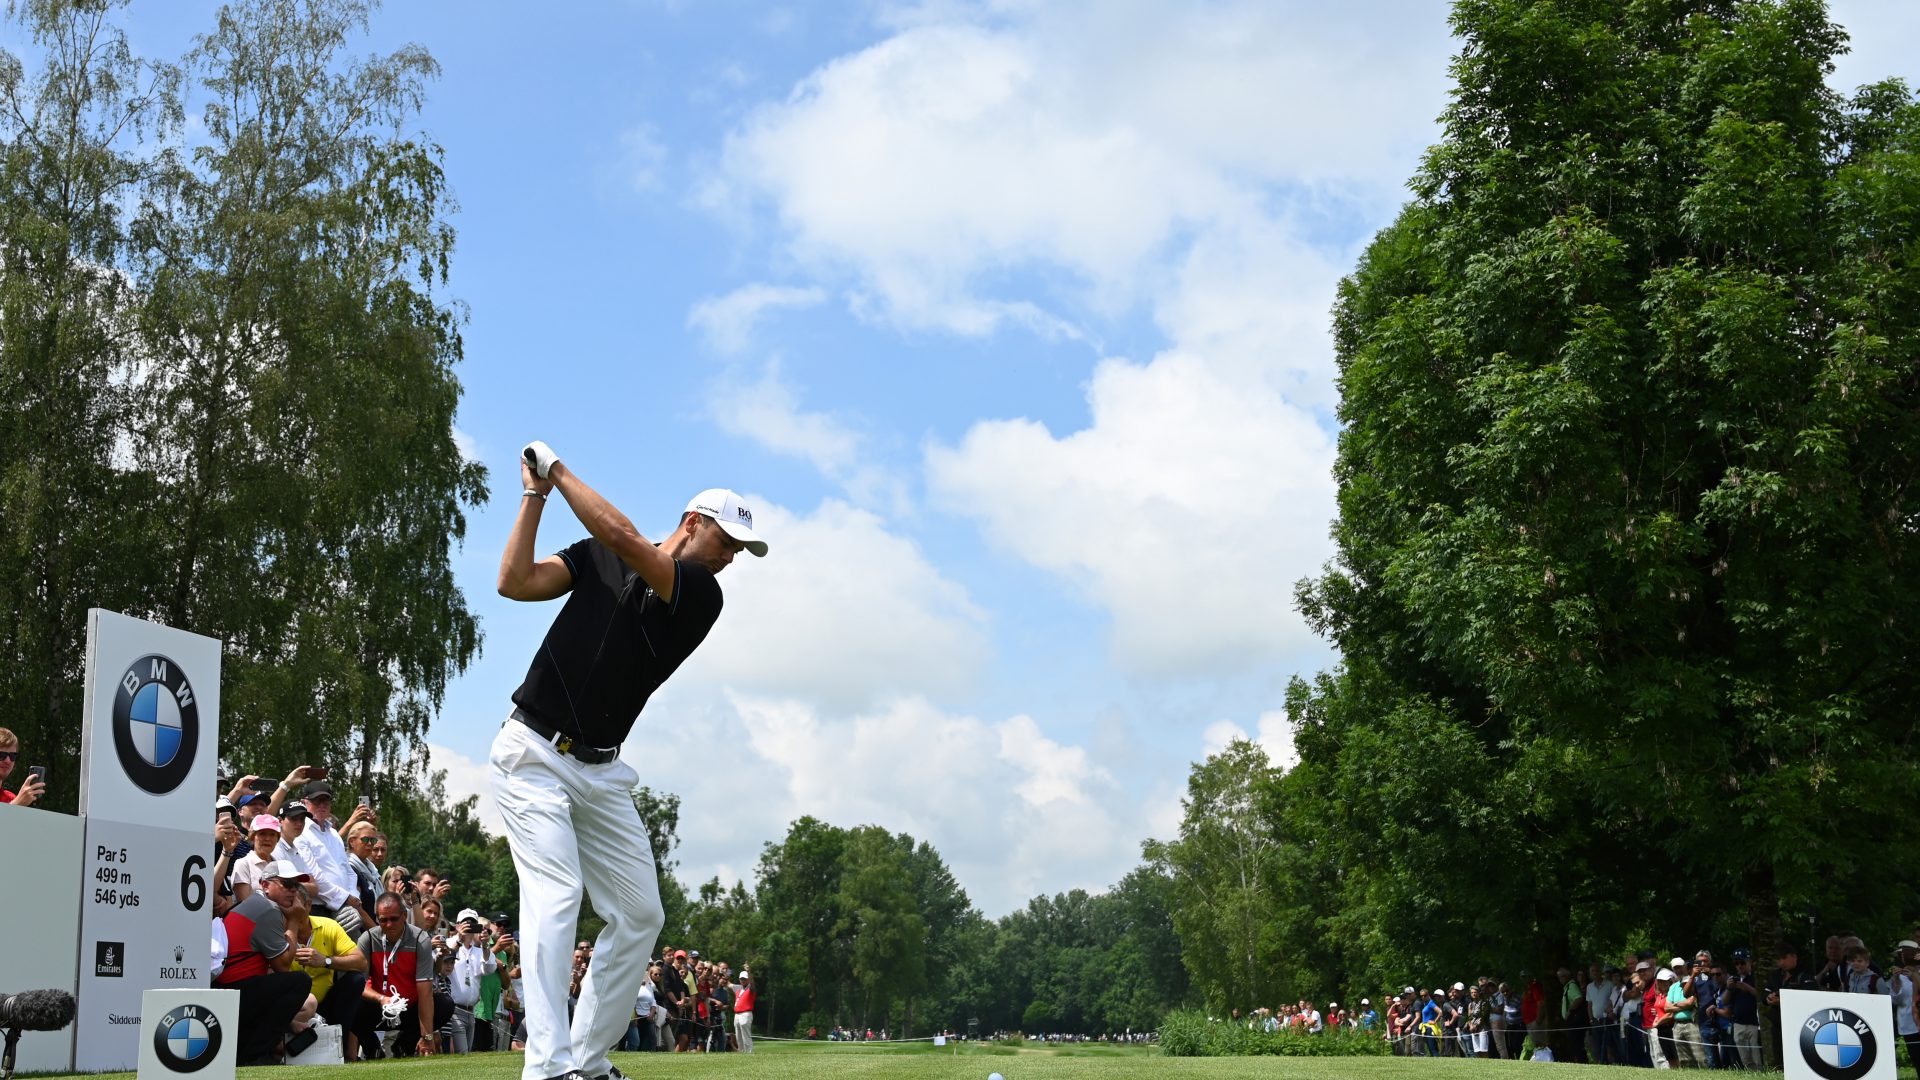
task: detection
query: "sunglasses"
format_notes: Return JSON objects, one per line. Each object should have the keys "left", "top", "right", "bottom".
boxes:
{"left": 0, "top": 751, "right": 17, "bottom": 761}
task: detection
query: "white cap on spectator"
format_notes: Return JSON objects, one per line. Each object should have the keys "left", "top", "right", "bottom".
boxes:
{"left": 1670, "top": 956, "right": 1686, "bottom": 967}
{"left": 1899, "top": 940, "right": 1919, "bottom": 951}
{"left": 1657, "top": 968, "right": 1676, "bottom": 982}
{"left": 1635, "top": 961, "right": 1652, "bottom": 972}
{"left": 262, "top": 859, "right": 312, "bottom": 883}
{"left": 457, "top": 908, "right": 480, "bottom": 922}
{"left": 1452, "top": 982, "right": 1465, "bottom": 990}
{"left": 1361, "top": 999, "right": 1370, "bottom": 1005}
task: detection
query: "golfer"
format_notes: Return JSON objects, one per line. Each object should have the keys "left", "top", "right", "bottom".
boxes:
{"left": 490, "top": 440, "right": 766, "bottom": 1080}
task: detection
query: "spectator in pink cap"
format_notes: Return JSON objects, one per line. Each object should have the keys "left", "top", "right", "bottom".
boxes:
{"left": 231, "top": 813, "right": 284, "bottom": 904}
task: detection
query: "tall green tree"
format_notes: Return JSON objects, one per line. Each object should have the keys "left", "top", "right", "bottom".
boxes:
{"left": 0, "top": 0, "right": 483, "bottom": 809}
{"left": 0, "top": 0, "right": 180, "bottom": 809}
{"left": 1294, "top": 0, "right": 1920, "bottom": 1061}
{"left": 754, "top": 816, "right": 849, "bottom": 1024}
{"left": 837, "top": 826, "right": 927, "bottom": 1031}
{"left": 136, "top": 0, "right": 483, "bottom": 783}
{"left": 1146, "top": 739, "right": 1283, "bottom": 1013}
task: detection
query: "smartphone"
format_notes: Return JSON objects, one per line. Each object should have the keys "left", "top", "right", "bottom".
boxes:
{"left": 249, "top": 776, "right": 278, "bottom": 792}
{"left": 358, "top": 795, "right": 371, "bottom": 809}
{"left": 27, "top": 765, "right": 46, "bottom": 785}
{"left": 307, "top": 766, "right": 329, "bottom": 781}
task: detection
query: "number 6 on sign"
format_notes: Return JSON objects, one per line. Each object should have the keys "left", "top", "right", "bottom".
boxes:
{"left": 181, "top": 855, "right": 207, "bottom": 911}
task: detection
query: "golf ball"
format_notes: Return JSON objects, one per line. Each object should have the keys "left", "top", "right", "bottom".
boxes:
{"left": 989, "top": 1074, "right": 1006, "bottom": 1080}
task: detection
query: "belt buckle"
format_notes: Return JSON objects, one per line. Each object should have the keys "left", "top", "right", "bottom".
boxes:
{"left": 554, "top": 733, "right": 573, "bottom": 754}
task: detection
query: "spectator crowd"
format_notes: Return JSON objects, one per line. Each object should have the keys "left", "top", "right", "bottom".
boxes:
{"left": 1225, "top": 936, "right": 1920, "bottom": 1071}
{"left": 204, "top": 764, "right": 525, "bottom": 1066}
{"left": 198, "top": 763, "right": 763, "bottom": 1065}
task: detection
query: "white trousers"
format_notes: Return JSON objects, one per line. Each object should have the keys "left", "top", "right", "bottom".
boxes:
{"left": 734, "top": 1011, "right": 753, "bottom": 1052}
{"left": 490, "top": 718, "right": 664, "bottom": 1080}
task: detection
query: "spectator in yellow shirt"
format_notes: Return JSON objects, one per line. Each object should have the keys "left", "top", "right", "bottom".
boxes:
{"left": 280, "top": 880, "right": 369, "bottom": 1060}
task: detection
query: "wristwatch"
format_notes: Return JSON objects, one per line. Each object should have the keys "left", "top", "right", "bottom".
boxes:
{"left": 323, "top": 956, "right": 333, "bottom": 968}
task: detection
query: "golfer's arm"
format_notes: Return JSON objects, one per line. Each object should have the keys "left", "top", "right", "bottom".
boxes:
{"left": 497, "top": 493, "right": 572, "bottom": 601}
{"left": 333, "top": 946, "right": 369, "bottom": 973}
{"left": 415, "top": 981, "right": 435, "bottom": 1033}
{"left": 548, "top": 462, "right": 677, "bottom": 602}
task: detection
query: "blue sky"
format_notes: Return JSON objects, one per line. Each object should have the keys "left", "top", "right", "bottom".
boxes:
{"left": 84, "top": 0, "right": 1920, "bottom": 916}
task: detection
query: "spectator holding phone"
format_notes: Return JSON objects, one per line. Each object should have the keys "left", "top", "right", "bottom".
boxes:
{"left": 445, "top": 909, "right": 497, "bottom": 1053}
{"left": 0, "top": 728, "right": 45, "bottom": 807}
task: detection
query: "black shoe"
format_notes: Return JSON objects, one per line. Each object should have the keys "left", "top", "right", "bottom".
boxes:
{"left": 590, "top": 1068, "right": 627, "bottom": 1080}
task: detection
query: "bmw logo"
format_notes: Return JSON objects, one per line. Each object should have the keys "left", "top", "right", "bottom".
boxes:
{"left": 152, "top": 1003, "right": 222, "bottom": 1073}
{"left": 1800, "top": 1007, "right": 1877, "bottom": 1080}
{"left": 112, "top": 654, "right": 200, "bottom": 795}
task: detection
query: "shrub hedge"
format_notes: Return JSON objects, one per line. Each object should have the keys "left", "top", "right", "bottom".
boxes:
{"left": 1159, "top": 1010, "right": 1393, "bottom": 1057}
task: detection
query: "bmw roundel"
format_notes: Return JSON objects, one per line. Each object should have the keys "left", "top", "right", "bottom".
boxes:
{"left": 113, "top": 653, "right": 200, "bottom": 795}
{"left": 152, "top": 1003, "right": 221, "bottom": 1072}
{"left": 1800, "top": 1007, "right": 1877, "bottom": 1080}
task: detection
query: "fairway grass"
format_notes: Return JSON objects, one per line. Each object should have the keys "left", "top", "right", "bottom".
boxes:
{"left": 31, "top": 1041, "right": 1797, "bottom": 1080}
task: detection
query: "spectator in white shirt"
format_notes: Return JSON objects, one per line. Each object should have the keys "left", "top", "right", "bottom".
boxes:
{"left": 444, "top": 909, "right": 497, "bottom": 1054}
{"left": 293, "top": 780, "right": 365, "bottom": 933}
{"left": 1587, "top": 965, "right": 1624, "bottom": 1064}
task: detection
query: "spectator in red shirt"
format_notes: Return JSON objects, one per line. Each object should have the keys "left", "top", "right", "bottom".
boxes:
{"left": 1521, "top": 973, "right": 1546, "bottom": 1051}
{"left": 354, "top": 893, "right": 441, "bottom": 1058}
{"left": 215, "top": 860, "right": 315, "bottom": 1065}
{"left": 1645, "top": 968, "right": 1676, "bottom": 1068}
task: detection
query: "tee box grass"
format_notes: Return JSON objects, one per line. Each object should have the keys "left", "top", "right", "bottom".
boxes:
{"left": 36, "top": 1040, "right": 1781, "bottom": 1079}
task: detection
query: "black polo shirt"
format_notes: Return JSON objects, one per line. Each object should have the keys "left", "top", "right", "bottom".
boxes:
{"left": 511, "top": 536, "right": 723, "bottom": 748}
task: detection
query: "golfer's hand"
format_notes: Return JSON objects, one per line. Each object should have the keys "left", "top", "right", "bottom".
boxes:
{"left": 417, "top": 1037, "right": 435, "bottom": 1056}
{"left": 522, "top": 440, "right": 560, "bottom": 481}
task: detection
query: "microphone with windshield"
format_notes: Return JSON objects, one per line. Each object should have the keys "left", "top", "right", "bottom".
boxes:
{"left": 0, "top": 990, "right": 77, "bottom": 1080}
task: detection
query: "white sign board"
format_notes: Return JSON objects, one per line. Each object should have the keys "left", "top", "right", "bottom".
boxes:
{"left": 1782, "top": 989, "right": 1895, "bottom": 1080}
{"left": 135, "top": 988, "right": 237, "bottom": 1080}
{"left": 0, "top": 809, "right": 83, "bottom": 1074}
{"left": 75, "top": 609, "right": 223, "bottom": 1073}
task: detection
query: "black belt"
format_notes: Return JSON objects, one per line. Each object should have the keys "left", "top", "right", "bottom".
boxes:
{"left": 510, "top": 709, "right": 619, "bottom": 764}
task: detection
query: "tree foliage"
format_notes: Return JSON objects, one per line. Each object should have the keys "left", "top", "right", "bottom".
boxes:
{"left": 1282, "top": 0, "right": 1920, "bottom": 1024}
{"left": 0, "top": 0, "right": 482, "bottom": 809}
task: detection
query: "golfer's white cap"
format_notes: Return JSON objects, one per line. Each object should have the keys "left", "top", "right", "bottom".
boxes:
{"left": 685, "top": 488, "right": 768, "bottom": 557}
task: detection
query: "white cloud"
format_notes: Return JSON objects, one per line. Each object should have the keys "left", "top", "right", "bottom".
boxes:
{"left": 706, "top": 361, "right": 905, "bottom": 510}
{"left": 1201, "top": 709, "right": 1299, "bottom": 772}
{"left": 451, "top": 426, "right": 481, "bottom": 464}
{"left": 927, "top": 346, "right": 1337, "bottom": 675}
{"left": 681, "top": 495, "right": 988, "bottom": 712}
{"left": 702, "top": 0, "right": 1443, "bottom": 675}
{"left": 622, "top": 690, "right": 1147, "bottom": 914}
{"left": 705, "top": 1, "right": 1451, "bottom": 333}
{"left": 425, "top": 741, "right": 503, "bottom": 834}
{"left": 688, "top": 283, "right": 827, "bottom": 354}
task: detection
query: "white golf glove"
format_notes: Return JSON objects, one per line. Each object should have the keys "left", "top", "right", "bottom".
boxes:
{"left": 521, "top": 440, "right": 560, "bottom": 479}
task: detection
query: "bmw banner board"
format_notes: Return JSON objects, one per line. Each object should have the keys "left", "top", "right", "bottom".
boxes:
{"left": 76, "top": 610, "right": 223, "bottom": 1073}
{"left": 136, "top": 988, "right": 237, "bottom": 1080}
{"left": 1783, "top": 989, "right": 1895, "bottom": 1080}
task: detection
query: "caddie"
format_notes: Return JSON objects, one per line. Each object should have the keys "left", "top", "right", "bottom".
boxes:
{"left": 491, "top": 440, "right": 766, "bottom": 1080}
